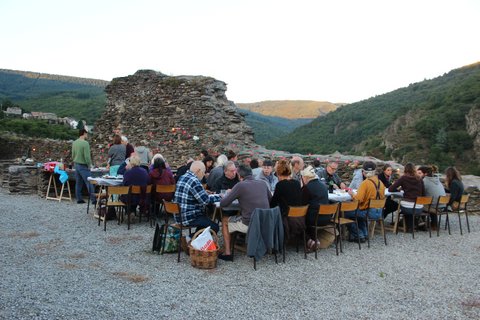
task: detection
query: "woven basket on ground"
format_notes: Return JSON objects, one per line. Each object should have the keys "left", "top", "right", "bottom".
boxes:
{"left": 188, "top": 228, "right": 219, "bottom": 269}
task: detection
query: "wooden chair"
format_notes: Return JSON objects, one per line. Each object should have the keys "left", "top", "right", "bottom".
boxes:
{"left": 283, "top": 205, "right": 309, "bottom": 263}
{"left": 128, "top": 185, "right": 153, "bottom": 229}
{"left": 103, "top": 186, "right": 130, "bottom": 232}
{"left": 153, "top": 184, "right": 176, "bottom": 220}
{"left": 313, "top": 203, "right": 340, "bottom": 258}
{"left": 365, "top": 199, "right": 387, "bottom": 247}
{"left": 395, "top": 196, "right": 432, "bottom": 239}
{"left": 162, "top": 200, "right": 199, "bottom": 262}
{"left": 339, "top": 200, "right": 361, "bottom": 250}
{"left": 446, "top": 194, "right": 470, "bottom": 235}
{"left": 429, "top": 195, "right": 450, "bottom": 237}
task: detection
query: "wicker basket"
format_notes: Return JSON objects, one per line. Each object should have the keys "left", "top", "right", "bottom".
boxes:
{"left": 188, "top": 228, "right": 219, "bottom": 269}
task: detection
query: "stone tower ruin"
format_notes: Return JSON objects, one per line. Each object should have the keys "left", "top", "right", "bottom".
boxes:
{"left": 91, "top": 70, "right": 255, "bottom": 167}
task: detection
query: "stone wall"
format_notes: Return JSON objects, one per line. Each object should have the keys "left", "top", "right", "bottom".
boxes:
{"left": 91, "top": 70, "right": 255, "bottom": 168}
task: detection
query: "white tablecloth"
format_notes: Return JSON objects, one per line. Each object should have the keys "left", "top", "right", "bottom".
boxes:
{"left": 87, "top": 177, "right": 123, "bottom": 186}
{"left": 329, "top": 189, "right": 404, "bottom": 202}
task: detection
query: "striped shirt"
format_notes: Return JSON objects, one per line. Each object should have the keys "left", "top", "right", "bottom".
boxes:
{"left": 174, "top": 171, "right": 220, "bottom": 225}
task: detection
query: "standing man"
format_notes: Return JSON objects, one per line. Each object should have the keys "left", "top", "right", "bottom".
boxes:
{"left": 72, "top": 129, "right": 95, "bottom": 204}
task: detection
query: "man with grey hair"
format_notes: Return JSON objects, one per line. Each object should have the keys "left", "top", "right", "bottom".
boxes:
{"left": 206, "top": 154, "right": 228, "bottom": 190}
{"left": 291, "top": 156, "right": 304, "bottom": 183}
{"left": 212, "top": 161, "right": 239, "bottom": 194}
{"left": 174, "top": 161, "right": 221, "bottom": 232}
{"left": 219, "top": 165, "right": 272, "bottom": 261}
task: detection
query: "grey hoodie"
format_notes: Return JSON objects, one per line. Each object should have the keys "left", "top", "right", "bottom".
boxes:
{"left": 423, "top": 176, "right": 446, "bottom": 207}
{"left": 134, "top": 146, "right": 151, "bottom": 166}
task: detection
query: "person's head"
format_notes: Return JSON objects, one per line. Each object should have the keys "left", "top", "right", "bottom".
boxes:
{"left": 382, "top": 164, "right": 393, "bottom": 177}
{"left": 403, "top": 163, "right": 417, "bottom": 177}
{"left": 262, "top": 160, "right": 273, "bottom": 177}
{"left": 224, "top": 161, "right": 237, "bottom": 179}
{"left": 250, "top": 158, "right": 259, "bottom": 169}
{"left": 227, "top": 150, "right": 237, "bottom": 161}
{"left": 203, "top": 155, "right": 215, "bottom": 169}
{"left": 129, "top": 155, "right": 141, "bottom": 168}
{"left": 417, "top": 165, "right": 431, "bottom": 178}
{"left": 362, "top": 161, "right": 377, "bottom": 178}
{"left": 276, "top": 159, "right": 292, "bottom": 178}
{"left": 190, "top": 161, "right": 206, "bottom": 180}
{"left": 121, "top": 136, "right": 128, "bottom": 145}
{"left": 291, "top": 156, "right": 304, "bottom": 172}
{"left": 313, "top": 159, "right": 321, "bottom": 168}
{"left": 242, "top": 157, "right": 252, "bottom": 166}
{"left": 199, "top": 149, "right": 208, "bottom": 160}
{"left": 151, "top": 153, "right": 165, "bottom": 165}
{"left": 445, "top": 166, "right": 461, "bottom": 187}
{"left": 326, "top": 162, "right": 339, "bottom": 175}
{"left": 237, "top": 165, "right": 252, "bottom": 180}
{"left": 79, "top": 128, "right": 88, "bottom": 137}
{"left": 112, "top": 134, "right": 122, "bottom": 145}
{"left": 301, "top": 165, "right": 317, "bottom": 184}
{"left": 215, "top": 154, "right": 228, "bottom": 167}
{"left": 153, "top": 157, "right": 166, "bottom": 171}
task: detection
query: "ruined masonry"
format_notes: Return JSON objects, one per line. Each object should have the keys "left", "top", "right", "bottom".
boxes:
{"left": 91, "top": 70, "right": 255, "bottom": 167}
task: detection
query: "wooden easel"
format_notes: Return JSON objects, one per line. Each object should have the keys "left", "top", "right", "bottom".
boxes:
{"left": 45, "top": 172, "right": 72, "bottom": 202}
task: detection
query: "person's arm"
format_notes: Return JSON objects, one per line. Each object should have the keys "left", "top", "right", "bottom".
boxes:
{"left": 219, "top": 184, "right": 240, "bottom": 207}
{"left": 388, "top": 177, "right": 402, "bottom": 192}
{"left": 192, "top": 180, "right": 220, "bottom": 204}
{"left": 84, "top": 142, "right": 93, "bottom": 167}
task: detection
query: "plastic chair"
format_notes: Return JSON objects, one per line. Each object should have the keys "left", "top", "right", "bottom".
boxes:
{"left": 313, "top": 203, "right": 340, "bottom": 258}
{"left": 339, "top": 200, "right": 361, "bottom": 250}
{"left": 283, "top": 205, "right": 309, "bottom": 263}
{"left": 103, "top": 185, "right": 130, "bottom": 231}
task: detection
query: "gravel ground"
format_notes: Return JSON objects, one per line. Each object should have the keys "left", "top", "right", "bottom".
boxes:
{"left": 1, "top": 188, "right": 479, "bottom": 320}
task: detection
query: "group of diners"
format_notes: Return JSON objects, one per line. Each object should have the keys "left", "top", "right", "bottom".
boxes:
{"left": 72, "top": 128, "right": 467, "bottom": 262}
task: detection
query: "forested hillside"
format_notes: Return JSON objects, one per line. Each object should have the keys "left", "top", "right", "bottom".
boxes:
{"left": 267, "top": 62, "right": 480, "bottom": 173}
{"left": 0, "top": 69, "right": 107, "bottom": 124}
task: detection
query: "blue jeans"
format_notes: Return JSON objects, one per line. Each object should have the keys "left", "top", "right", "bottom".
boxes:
{"left": 344, "top": 208, "right": 382, "bottom": 239}
{"left": 190, "top": 215, "right": 219, "bottom": 234}
{"left": 74, "top": 163, "right": 95, "bottom": 202}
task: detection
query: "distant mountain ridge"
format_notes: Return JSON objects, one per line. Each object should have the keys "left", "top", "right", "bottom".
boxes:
{"left": 267, "top": 62, "right": 480, "bottom": 173}
{"left": 237, "top": 100, "right": 341, "bottom": 119}
{"left": 0, "top": 69, "right": 109, "bottom": 87}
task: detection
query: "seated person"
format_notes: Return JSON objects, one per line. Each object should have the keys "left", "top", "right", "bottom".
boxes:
{"left": 122, "top": 155, "right": 151, "bottom": 214}
{"left": 212, "top": 161, "right": 239, "bottom": 193}
{"left": 301, "top": 165, "right": 329, "bottom": 250}
{"left": 270, "top": 159, "right": 303, "bottom": 241}
{"left": 149, "top": 157, "right": 175, "bottom": 203}
{"left": 318, "top": 161, "right": 346, "bottom": 191}
{"left": 346, "top": 161, "right": 385, "bottom": 242}
{"left": 174, "top": 158, "right": 194, "bottom": 182}
{"left": 219, "top": 165, "right": 272, "bottom": 261}
{"left": 444, "top": 166, "right": 464, "bottom": 211}
{"left": 257, "top": 159, "right": 278, "bottom": 193}
{"left": 174, "top": 161, "right": 220, "bottom": 233}
{"left": 206, "top": 154, "right": 228, "bottom": 190}
{"left": 417, "top": 165, "right": 446, "bottom": 230}
{"left": 388, "top": 163, "right": 425, "bottom": 231}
